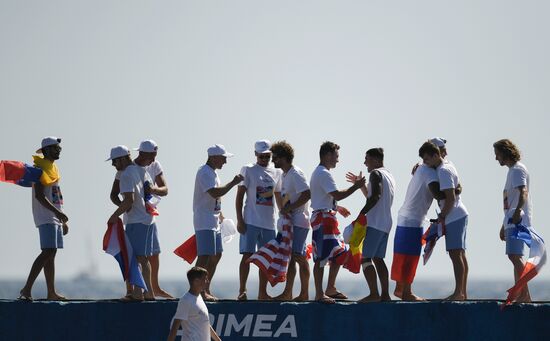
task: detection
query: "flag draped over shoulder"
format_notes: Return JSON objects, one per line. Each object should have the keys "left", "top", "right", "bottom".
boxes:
{"left": 247, "top": 214, "right": 293, "bottom": 286}
{"left": 174, "top": 235, "right": 198, "bottom": 264}
{"left": 103, "top": 218, "right": 146, "bottom": 290}
{"left": 0, "top": 155, "right": 60, "bottom": 187}
{"left": 505, "top": 224, "right": 547, "bottom": 305}
{"left": 391, "top": 226, "right": 424, "bottom": 284}
{"left": 311, "top": 210, "right": 349, "bottom": 267}
{"left": 342, "top": 215, "right": 367, "bottom": 274}
{"left": 421, "top": 221, "right": 445, "bottom": 265}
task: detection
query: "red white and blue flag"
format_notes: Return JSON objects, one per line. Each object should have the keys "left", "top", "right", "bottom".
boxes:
{"left": 0, "top": 161, "right": 43, "bottom": 187}
{"left": 505, "top": 223, "right": 547, "bottom": 305}
{"left": 248, "top": 214, "right": 293, "bottom": 286}
{"left": 391, "top": 226, "right": 424, "bottom": 284}
{"left": 311, "top": 210, "right": 349, "bottom": 267}
{"left": 421, "top": 220, "right": 445, "bottom": 265}
{"left": 103, "top": 218, "right": 146, "bottom": 290}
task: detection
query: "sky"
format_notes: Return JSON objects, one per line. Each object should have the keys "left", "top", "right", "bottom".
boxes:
{"left": 1, "top": 1, "right": 549, "bottom": 288}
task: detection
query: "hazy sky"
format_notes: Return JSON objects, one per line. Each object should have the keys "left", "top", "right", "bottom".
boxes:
{"left": 1, "top": 1, "right": 548, "bottom": 289}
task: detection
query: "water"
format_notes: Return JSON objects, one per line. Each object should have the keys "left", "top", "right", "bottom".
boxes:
{"left": 1, "top": 278, "right": 549, "bottom": 301}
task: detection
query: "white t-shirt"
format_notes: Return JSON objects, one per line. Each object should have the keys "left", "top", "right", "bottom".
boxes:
{"left": 397, "top": 164, "right": 438, "bottom": 227}
{"left": 275, "top": 166, "right": 310, "bottom": 228}
{"left": 32, "top": 180, "right": 64, "bottom": 226}
{"left": 503, "top": 162, "right": 532, "bottom": 229}
{"left": 437, "top": 161, "right": 468, "bottom": 224}
{"left": 366, "top": 168, "right": 396, "bottom": 233}
{"left": 193, "top": 165, "right": 221, "bottom": 231}
{"left": 239, "top": 163, "right": 281, "bottom": 230}
{"left": 173, "top": 292, "right": 210, "bottom": 341}
{"left": 310, "top": 165, "right": 338, "bottom": 211}
{"left": 119, "top": 165, "right": 154, "bottom": 225}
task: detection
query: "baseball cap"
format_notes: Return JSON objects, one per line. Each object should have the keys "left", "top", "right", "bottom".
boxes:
{"left": 134, "top": 139, "right": 158, "bottom": 153}
{"left": 106, "top": 145, "right": 131, "bottom": 161}
{"left": 36, "top": 136, "right": 61, "bottom": 153}
{"left": 254, "top": 140, "right": 272, "bottom": 154}
{"left": 430, "top": 137, "right": 447, "bottom": 148}
{"left": 207, "top": 144, "right": 234, "bottom": 157}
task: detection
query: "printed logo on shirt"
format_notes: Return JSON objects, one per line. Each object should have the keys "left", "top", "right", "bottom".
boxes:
{"left": 52, "top": 186, "right": 63, "bottom": 206}
{"left": 214, "top": 198, "right": 221, "bottom": 212}
{"left": 256, "top": 186, "right": 274, "bottom": 206}
{"left": 503, "top": 190, "right": 509, "bottom": 210}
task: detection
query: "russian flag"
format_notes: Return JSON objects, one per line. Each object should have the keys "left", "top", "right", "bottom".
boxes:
{"left": 343, "top": 215, "right": 367, "bottom": 274}
{"left": 174, "top": 235, "right": 198, "bottom": 264}
{"left": 391, "top": 226, "right": 423, "bottom": 284}
{"left": 505, "top": 223, "right": 547, "bottom": 305}
{"left": 0, "top": 160, "right": 43, "bottom": 187}
{"left": 102, "top": 218, "right": 146, "bottom": 290}
{"left": 421, "top": 221, "right": 445, "bottom": 265}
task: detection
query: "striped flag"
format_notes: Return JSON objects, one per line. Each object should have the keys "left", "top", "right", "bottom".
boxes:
{"left": 0, "top": 161, "right": 44, "bottom": 187}
{"left": 342, "top": 215, "right": 367, "bottom": 274}
{"left": 311, "top": 210, "right": 349, "bottom": 267}
{"left": 421, "top": 220, "right": 445, "bottom": 265}
{"left": 391, "top": 226, "right": 424, "bottom": 284}
{"left": 247, "top": 214, "right": 293, "bottom": 286}
{"left": 103, "top": 218, "right": 146, "bottom": 290}
{"left": 505, "top": 223, "right": 547, "bottom": 305}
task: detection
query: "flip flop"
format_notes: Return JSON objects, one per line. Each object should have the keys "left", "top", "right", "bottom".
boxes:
{"left": 326, "top": 291, "right": 348, "bottom": 300}
{"left": 316, "top": 296, "right": 335, "bottom": 304}
{"left": 237, "top": 292, "right": 248, "bottom": 301}
{"left": 17, "top": 294, "right": 33, "bottom": 302}
{"left": 119, "top": 295, "right": 144, "bottom": 302}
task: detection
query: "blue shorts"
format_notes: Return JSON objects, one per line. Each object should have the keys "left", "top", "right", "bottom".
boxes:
{"left": 38, "top": 224, "right": 63, "bottom": 249}
{"left": 292, "top": 226, "right": 309, "bottom": 256}
{"left": 445, "top": 216, "right": 468, "bottom": 251}
{"left": 126, "top": 223, "right": 155, "bottom": 256}
{"left": 151, "top": 223, "right": 161, "bottom": 255}
{"left": 505, "top": 228, "right": 525, "bottom": 256}
{"left": 196, "top": 229, "right": 223, "bottom": 256}
{"left": 239, "top": 225, "right": 276, "bottom": 254}
{"left": 362, "top": 227, "right": 389, "bottom": 259}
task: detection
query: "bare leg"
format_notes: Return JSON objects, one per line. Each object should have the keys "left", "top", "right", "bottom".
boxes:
{"left": 20, "top": 249, "right": 56, "bottom": 298}
{"left": 204, "top": 253, "right": 222, "bottom": 300}
{"left": 294, "top": 254, "right": 310, "bottom": 301}
{"left": 394, "top": 281, "right": 404, "bottom": 298}
{"left": 359, "top": 258, "right": 381, "bottom": 303}
{"left": 44, "top": 252, "right": 65, "bottom": 300}
{"left": 275, "top": 256, "right": 296, "bottom": 301}
{"left": 238, "top": 253, "right": 251, "bottom": 300}
{"left": 258, "top": 269, "right": 272, "bottom": 300}
{"left": 445, "top": 250, "right": 466, "bottom": 301}
{"left": 196, "top": 255, "right": 216, "bottom": 301}
{"left": 373, "top": 258, "right": 391, "bottom": 301}
{"left": 461, "top": 251, "right": 469, "bottom": 300}
{"left": 313, "top": 260, "right": 334, "bottom": 303}
{"left": 149, "top": 254, "right": 174, "bottom": 298}
{"left": 509, "top": 255, "right": 531, "bottom": 303}
{"left": 136, "top": 256, "right": 155, "bottom": 300}
{"left": 325, "top": 263, "right": 347, "bottom": 299}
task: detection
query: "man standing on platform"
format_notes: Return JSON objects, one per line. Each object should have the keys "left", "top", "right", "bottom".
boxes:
{"left": 310, "top": 141, "right": 365, "bottom": 303}
{"left": 236, "top": 140, "right": 281, "bottom": 300}
{"left": 194, "top": 144, "right": 243, "bottom": 301}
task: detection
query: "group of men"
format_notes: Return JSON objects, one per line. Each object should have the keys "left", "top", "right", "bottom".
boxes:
{"left": 17, "top": 136, "right": 534, "bottom": 313}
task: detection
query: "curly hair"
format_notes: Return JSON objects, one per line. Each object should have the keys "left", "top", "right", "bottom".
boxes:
{"left": 270, "top": 140, "right": 294, "bottom": 163}
{"left": 493, "top": 139, "right": 521, "bottom": 162}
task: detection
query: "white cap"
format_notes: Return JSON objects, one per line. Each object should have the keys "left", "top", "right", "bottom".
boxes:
{"left": 430, "top": 137, "right": 447, "bottom": 148}
{"left": 36, "top": 136, "right": 61, "bottom": 153}
{"left": 254, "top": 140, "right": 272, "bottom": 154}
{"left": 207, "top": 144, "right": 234, "bottom": 157}
{"left": 106, "top": 145, "right": 131, "bottom": 161}
{"left": 134, "top": 139, "right": 158, "bottom": 153}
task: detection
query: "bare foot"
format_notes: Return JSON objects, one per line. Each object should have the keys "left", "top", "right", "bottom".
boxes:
{"left": 120, "top": 295, "right": 143, "bottom": 302}
{"left": 394, "top": 289, "right": 403, "bottom": 299}
{"left": 257, "top": 294, "right": 273, "bottom": 301}
{"left": 154, "top": 289, "right": 175, "bottom": 299}
{"left": 515, "top": 293, "right": 532, "bottom": 303}
{"left": 358, "top": 294, "right": 381, "bottom": 303}
{"left": 46, "top": 293, "right": 67, "bottom": 301}
{"left": 315, "top": 295, "right": 335, "bottom": 304}
{"left": 293, "top": 294, "right": 309, "bottom": 302}
{"left": 444, "top": 293, "right": 466, "bottom": 301}
{"left": 381, "top": 294, "right": 392, "bottom": 302}
{"left": 202, "top": 293, "right": 218, "bottom": 302}
{"left": 237, "top": 292, "right": 248, "bottom": 301}
{"left": 402, "top": 293, "right": 426, "bottom": 302}
{"left": 274, "top": 292, "right": 293, "bottom": 301}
